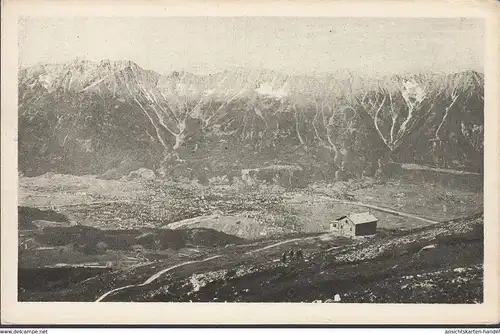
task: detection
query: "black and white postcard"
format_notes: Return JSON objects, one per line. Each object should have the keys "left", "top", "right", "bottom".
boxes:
{"left": 2, "top": 0, "right": 499, "bottom": 325}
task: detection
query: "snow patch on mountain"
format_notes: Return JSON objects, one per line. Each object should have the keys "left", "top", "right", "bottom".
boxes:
{"left": 255, "top": 82, "right": 288, "bottom": 99}
{"left": 401, "top": 80, "right": 426, "bottom": 104}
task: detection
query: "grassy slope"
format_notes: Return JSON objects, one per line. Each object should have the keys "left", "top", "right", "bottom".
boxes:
{"left": 20, "top": 212, "right": 481, "bottom": 303}
{"left": 102, "top": 213, "right": 483, "bottom": 303}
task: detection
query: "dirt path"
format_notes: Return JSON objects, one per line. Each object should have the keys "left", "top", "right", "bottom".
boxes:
{"left": 244, "top": 238, "right": 302, "bottom": 255}
{"left": 244, "top": 235, "right": 323, "bottom": 255}
{"left": 95, "top": 234, "right": 325, "bottom": 301}
{"left": 324, "top": 245, "right": 342, "bottom": 252}
{"left": 94, "top": 255, "right": 221, "bottom": 302}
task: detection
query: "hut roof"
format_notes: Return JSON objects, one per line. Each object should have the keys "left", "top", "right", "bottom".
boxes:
{"left": 335, "top": 212, "right": 378, "bottom": 225}
{"left": 347, "top": 212, "right": 378, "bottom": 225}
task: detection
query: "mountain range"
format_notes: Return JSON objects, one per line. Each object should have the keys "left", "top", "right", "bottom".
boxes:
{"left": 18, "top": 59, "right": 484, "bottom": 182}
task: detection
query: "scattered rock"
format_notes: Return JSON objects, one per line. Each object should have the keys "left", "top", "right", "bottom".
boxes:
{"left": 127, "top": 168, "right": 156, "bottom": 180}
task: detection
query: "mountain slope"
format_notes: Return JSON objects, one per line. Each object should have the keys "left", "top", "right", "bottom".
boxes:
{"left": 18, "top": 212, "right": 483, "bottom": 302}
{"left": 18, "top": 60, "right": 484, "bottom": 181}
{"left": 106, "top": 212, "right": 484, "bottom": 303}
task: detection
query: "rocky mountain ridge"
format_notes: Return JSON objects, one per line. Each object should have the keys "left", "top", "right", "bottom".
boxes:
{"left": 19, "top": 59, "right": 484, "bottom": 182}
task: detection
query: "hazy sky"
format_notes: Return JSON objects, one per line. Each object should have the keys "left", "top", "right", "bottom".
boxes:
{"left": 19, "top": 17, "right": 484, "bottom": 76}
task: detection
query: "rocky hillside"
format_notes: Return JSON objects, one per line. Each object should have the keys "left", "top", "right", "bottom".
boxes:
{"left": 19, "top": 212, "right": 482, "bottom": 302}
{"left": 19, "top": 60, "right": 484, "bottom": 181}
{"left": 105, "top": 212, "right": 484, "bottom": 303}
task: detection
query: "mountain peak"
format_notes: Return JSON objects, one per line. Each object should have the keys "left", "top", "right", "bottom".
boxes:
{"left": 19, "top": 58, "right": 484, "bottom": 106}
{"left": 19, "top": 58, "right": 160, "bottom": 95}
